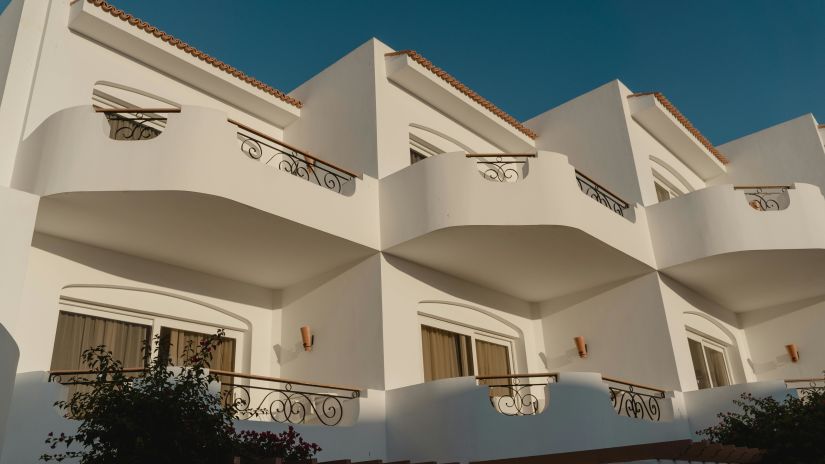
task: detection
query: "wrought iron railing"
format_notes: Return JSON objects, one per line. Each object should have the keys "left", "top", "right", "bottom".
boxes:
{"left": 466, "top": 153, "right": 535, "bottom": 182}
{"left": 211, "top": 369, "right": 360, "bottom": 426}
{"left": 48, "top": 367, "right": 146, "bottom": 385}
{"left": 49, "top": 368, "right": 360, "bottom": 426}
{"left": 734, "top": 185, "right": 791, "bottom": 211}
{"left": 785, "top": 375, "right": 825, "bottom": 398}
{"left": 96, "top": 107, "right": 180, "bottom": 141}
{"left": 575, "top": 170, "right": 630, "bottom": 217}
{"left": 602, "top": 375, "right": 667, "bottom": 422}
{"left": 476, "top": 373, "right": 557, "bottom": 416}
{"left": 229, "top": 119, "right": 358, "bottom": 194}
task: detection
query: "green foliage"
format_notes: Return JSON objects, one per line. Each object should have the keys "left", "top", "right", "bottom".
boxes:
{"left": 41, "top": 330, "right": 320, "bottom": 464}
{"left": 700, "top": 387, "right": 825, "bottom": 464}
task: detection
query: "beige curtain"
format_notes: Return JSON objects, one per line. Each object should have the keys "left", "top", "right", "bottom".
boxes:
{"left": 158, "top": 327, "right": 235, "bottom": 372}
{"left": 704, "top": 347, "right": 730, "bottom": 387}
{"left": 50, "top": 311, "right": 150, "bottom": 371}
{"left": 421, "top": 325, "right": 473, "bottom": 382}
{"left": 475, "top": 340, "right": 511, "bottom": 397}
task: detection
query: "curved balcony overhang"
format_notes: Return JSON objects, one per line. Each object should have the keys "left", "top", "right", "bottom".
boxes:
{"left": 380, "top": 151, "right": 655, "bottom": 301}
{"left": 13, "top": 106, "right": 378, "bottom": 288}
{"left": 648, "top": 184, "right": 825, "bottom": 311}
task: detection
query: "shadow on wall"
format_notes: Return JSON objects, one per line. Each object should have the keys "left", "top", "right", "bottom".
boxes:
{"left": 0, "top": 325, "right": 20, "bottom": 462}
{"left": 31, "top": 233, "right": 273, "bottom": 308}
{"left": 382, "top": 254, "right": 534, "bottom": 319}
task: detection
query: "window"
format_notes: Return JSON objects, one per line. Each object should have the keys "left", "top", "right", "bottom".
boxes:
{"left": 50, "top": 311, "right": 151, "bottom": 372}
{"left": 420, "top": 323, "right": 513, "bottom": 383}
{"left": 158, "top": 327, "right": 236, "bottom": 372}
{"left": 410, "top": 148, "right": 428, "bottom": 165}
{"left": 409, "top": 133, "right": 445, "bottom": 165}
{"left": 687, "top": 336, "right": 731, "bottom": 389}
{"left": 655, "top": 182, "right": 672, "bottom": 202}
{"left": 421, "top": 325, "right": 474, "bottom": 381}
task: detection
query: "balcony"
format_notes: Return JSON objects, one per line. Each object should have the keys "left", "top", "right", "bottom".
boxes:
{"left": 47, "top": 368, "right": 362, "bottom": 427}
{"left": 648, "top": 183, "right": 825, "bottom": 311}
{"left": 380, "top": 151, "right": 654, "bottom": 301}
{"left": 12, "top": 106, "right": 378, "bottom": 288}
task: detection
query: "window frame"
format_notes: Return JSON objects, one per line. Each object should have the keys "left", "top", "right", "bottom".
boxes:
{"left": 57, "top": 299, "right": 245, "bottom": 372}
{"left": 418, "top": 315, "right": 516, "bottom": 381}
{"left": 686, "top": 331, "right": 733, "bottom": 389}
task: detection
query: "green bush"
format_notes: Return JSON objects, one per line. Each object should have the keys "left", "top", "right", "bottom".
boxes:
{"left": 700, "top": 387, "right": 825, "bottom": 464}
{"left": 41, "top": 330, "right": 320, "bottom": 464}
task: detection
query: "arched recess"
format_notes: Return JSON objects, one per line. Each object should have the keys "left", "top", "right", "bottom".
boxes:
{"left": 683, "top": 311, "right": 734, "bottom": 346}
{"left": 59, "top": 285, "right": 251, "bottom": 372}
{"left": 92, "top": 81, "right": 180, "bottom": 110}
{"left": 417, "top": 300, "right": 527, "bottom": 375}
{"left": 650, "top": 155, "right": 696, "bottom": 194}
{"left": 409, "top": 123, "right": 474, "bottom": 157}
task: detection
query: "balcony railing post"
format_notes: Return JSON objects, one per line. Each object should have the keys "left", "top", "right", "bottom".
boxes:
{"left": 466, "top": 153, "right": 535, "bottom": 182}
{"left": 601, "top": 375, "right": 667, "bottom": 422}
{"left": 475, "top": 372, "right": 557, "bottom": 416}
{"left": 574, "top": 170, "right": 630, "bottom": 217}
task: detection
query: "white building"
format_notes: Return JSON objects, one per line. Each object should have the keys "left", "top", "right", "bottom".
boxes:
{"left": 0, "top": 1, "right": 822, "bottom": 462}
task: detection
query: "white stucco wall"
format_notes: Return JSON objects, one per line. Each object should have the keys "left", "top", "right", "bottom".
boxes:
{"left": 0, "top": 325, "right": 19, "bottom": 463}
{"left": 657, "top": 276, "right": 755, "bottom": 391}
{"left": 526, "top": 80, "right": 643, "bottom": 205}
{"left": 0, "top": 186, "right": 38, "bottom": 335}
{"left": 15, "top": 234, "right": 277, "bottom": 377}
{"left": 379, "top": 254, "right": 544, "bottom": 390}
{"left": 715, "top": 114, "right": 825, "bottom": 192}
{"left": 539, "top": 273, "right": 682, "bottom": 391}
{"left": 741, "top": 298, "right": 825, "bottom": 382}
{"left": 279, "top": 255, "right": 384, "bottom": 390}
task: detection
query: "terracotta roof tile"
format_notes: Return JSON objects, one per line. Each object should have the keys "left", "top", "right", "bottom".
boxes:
{"left": 629, "top": 92, "right": 728, "bottom": 165}
{"left": 386, "top": 50, "right": 537, "bottom": 140}
{"left": 818, "top": 123, "right": 825, "bottom": 129}
{"left": 85, "top": 0, "right": 302, "bottom": 109}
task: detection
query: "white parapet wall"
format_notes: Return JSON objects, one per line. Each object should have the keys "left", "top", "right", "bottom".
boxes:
{"left": 0, "top": 325, "right": 19, "bottom": 463}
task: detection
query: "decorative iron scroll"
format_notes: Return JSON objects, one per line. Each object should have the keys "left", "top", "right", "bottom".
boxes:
{"left": 468, "top": 154, "right": 533, "bottom": 182}
{"left": 786, "top": 375, "right": 825, "bottom": 398}
{"left": 234, "top": 126, "right": 355, "bottom": 194}
{"left": 734, "top": 186, "right": 791, "bottom": 211}
{"left": 576, "top": 170, "right": 630, "bottom": 217}
{"left": 99, "top": 109, "right": 175, "bottom": 141}
{"left": 219, "top": 377, "right": 360, "bottom": 426}
{"left": 603, "top": 377, "right": 666, "bottom": 422}
{"left": 477, "top": 373, "right": 557, "bottom": 416}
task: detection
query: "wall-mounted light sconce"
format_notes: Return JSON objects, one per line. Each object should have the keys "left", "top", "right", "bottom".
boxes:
{"left": 574, "top": 336, "right": 588, "bottom": 358}
{"left": 786, "top": 344, "right": 799, "bottom": 363}
{"left": 300, "top": 326, "right": 314, "bottom": 352}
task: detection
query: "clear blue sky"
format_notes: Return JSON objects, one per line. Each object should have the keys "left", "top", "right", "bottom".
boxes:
{"left": 4, "top": 0, "right": 824, "bottom": 144}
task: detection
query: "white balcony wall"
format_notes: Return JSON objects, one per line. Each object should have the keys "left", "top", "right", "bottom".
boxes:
{"left": 648, "top": 183, "right": 825, "bottom": 269}
{"left": 380, "top": 150, "right": 654, "bottom": 265}
{"left": 0, "top": 186, "right": 38, "bottom": 335}
{"left": 539, "top": 273, "right": 683, "bottom": 391}
{"left": 14, "top": 234, "right": 278, "bottom": 377}
{"left": 279, "top": 255, "right": 384, "bottom": 390}
{"left": 741, "top": 299, "right": 825, "bottom": 382}
{"left": 385, "top": 373, "right": 691, "bottom": 463}
{"left": 379, "top": 254, "right": 543, "bottom": 390}
{"left": 11, "top": 105, "right": 379, "bottom": 252}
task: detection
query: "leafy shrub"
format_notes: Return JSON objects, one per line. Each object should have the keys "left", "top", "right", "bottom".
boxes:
{"left": 700, "top": 387, "right": 825, "bottom": 464}
{"left": 234, "top": 428, "right": 321, "bottom": 462}
{"left": 41, "top": 330, "right": 321, "bottom": 464}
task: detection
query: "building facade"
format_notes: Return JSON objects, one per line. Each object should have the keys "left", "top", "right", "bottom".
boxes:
{"left": 1, "top": 1, "right": 823, "bottom": 462}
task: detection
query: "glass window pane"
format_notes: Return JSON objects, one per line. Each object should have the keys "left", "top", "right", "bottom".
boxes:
{"left": 688, "top": 338, "right": 711, "bottom": 389}
{"left": 704, "top": 346, "right": 730, "bottom": 388}
{"left": 475, "top": 340, "right": 511, "bottom": 397}
{"left": 50, "top": 311, "right": 151, "bottom": 371}
{"left": 655, "top": 182, "right": 671, "bottom": 202}
{"left": 421, "top": 325, "right": 472, "bottom": 381}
